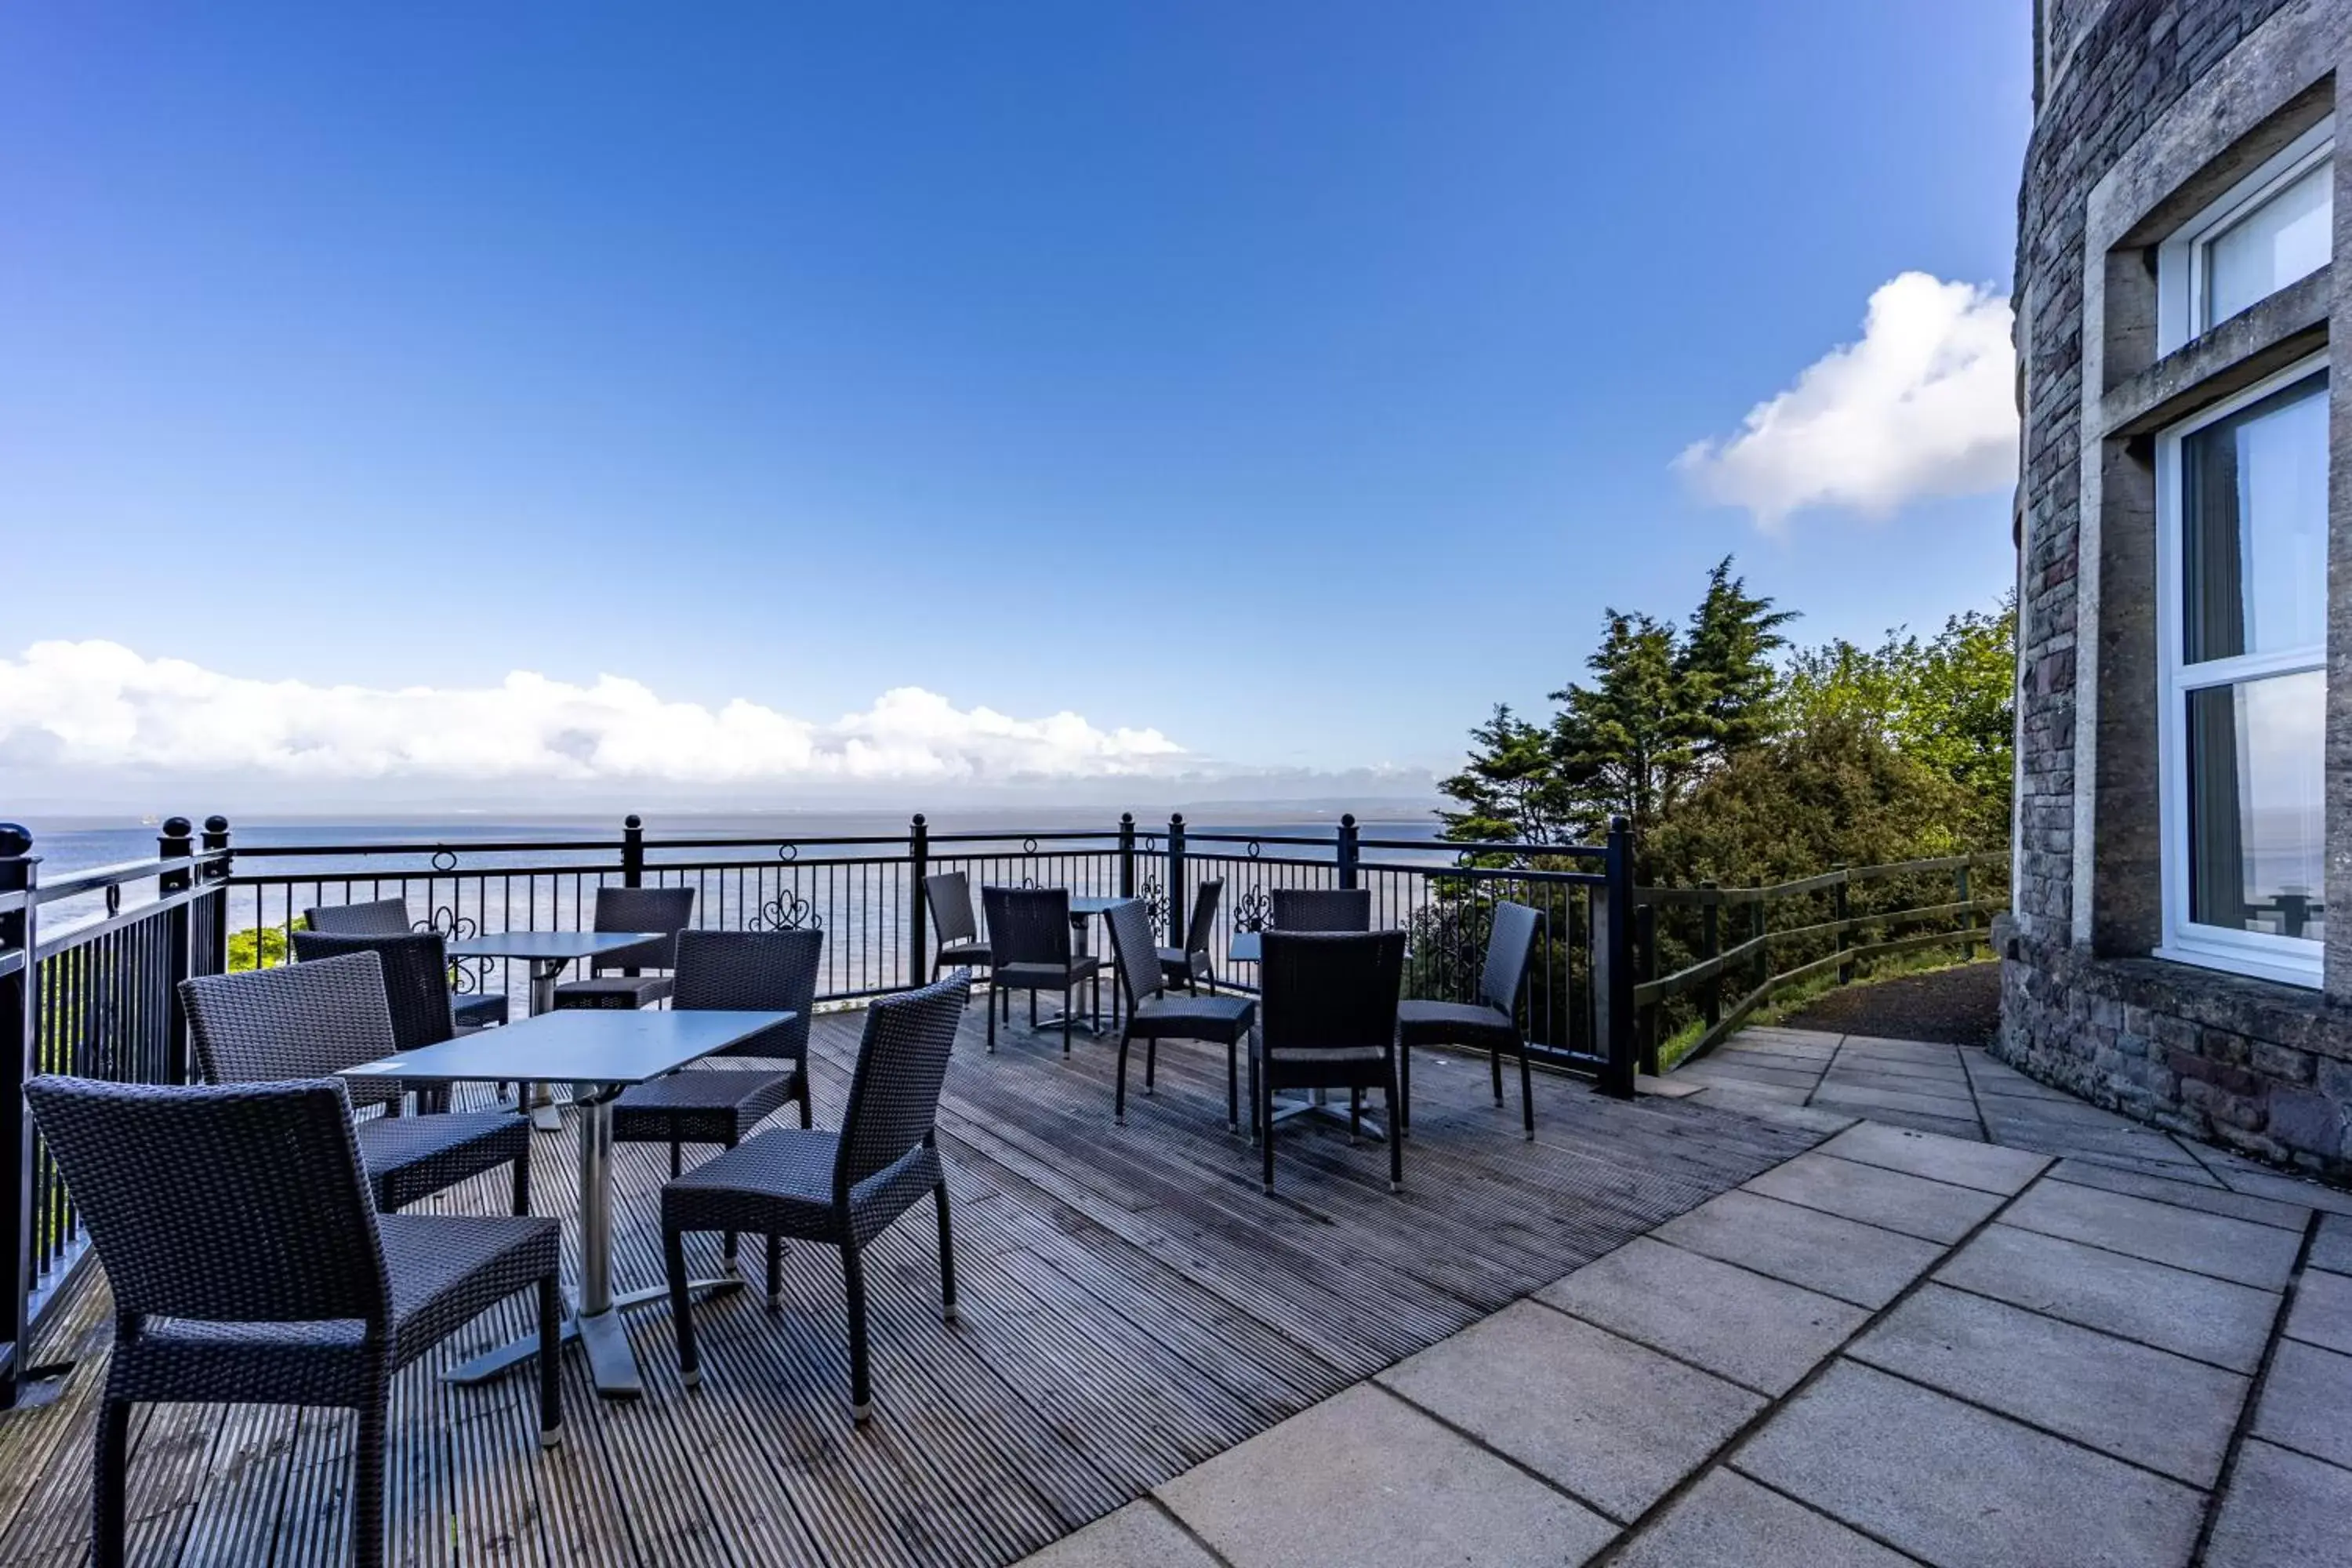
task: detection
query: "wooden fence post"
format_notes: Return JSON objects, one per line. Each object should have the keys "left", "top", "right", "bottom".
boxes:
{"left": 1833, "top": 865, "right": 1852, "bottom": 986}
{"left": 1700, "top": 884, "right": 1721, "bottom": 1030}
{"left": 1957, "top": 862, "right": 1976, "bottom": 960}
{"left": 1634, "top": 902, "right": 1658, "bottom": 1076}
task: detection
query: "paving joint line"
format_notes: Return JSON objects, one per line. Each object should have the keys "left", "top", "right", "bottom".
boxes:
{"left": 1919, "top": 1273, "right": 2267, "bottom": 1376}
{"left": 2189, "top": 1208, "right": 2324, "bottom": 1568}
{"left": 2039, "top": 1163, "right": 2310, "bottom": 1229}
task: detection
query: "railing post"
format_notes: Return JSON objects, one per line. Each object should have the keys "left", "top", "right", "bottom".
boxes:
{"left": 158, "top": 817, "right": 194, "bottom": 1085}
{"left": 1750, "top": 898, "right": 1769, "bottom": 996}
{"left": 621, "top": 815, "right": 645, "bottom": 889}
{"left": 198, "top": 816, "right": 231, "bottom": 978}
{"left": 1595, "top": 816, "right": 1636, "bottom": 1099}
{"left": 1956, "top": 862, "right": 1976, "bottom": 960}
{"left": 1634, "top": 900, "right": 1659, "bottom": 1076}
{"left": 1337, "top": 814, "right": 1359, "bottom": 891}
{"left": 909, "top": 814, "right": 930, "bottom": 985}
{"left": 1118, "top": 813, "right": 1137, "bottom": 900}
{"left": 1700, "top": 883, "right": 1722, "bottom": 1030}
{"left": 0, "top": 825, "right": 40, "bottom": 1410}
{"left": 1833, "top": 865, "right": 1852, "bottom": 986}
{"left": 1167, "top": 814, "right": 1188, "bottom": 949}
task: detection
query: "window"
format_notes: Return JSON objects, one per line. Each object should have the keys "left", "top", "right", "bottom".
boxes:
{"left": 2158, "top": 118, "right": 2333, "bottom": 352}
{"left": 2156, "top": 359, "right": 2330, "bottom": 985}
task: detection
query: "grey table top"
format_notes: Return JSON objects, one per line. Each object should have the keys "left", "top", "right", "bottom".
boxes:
{"left": 447, "top": 931, "right": 663, "bottom": 962}
{"left": 342, "top": 1008, "right": 796, "bottom": 1087}
{"left": 1230, "top": 931, "right": 1262, "bottom": 964}
{"left": 1067, "top": 896, "right": 1125, "bottom": 916}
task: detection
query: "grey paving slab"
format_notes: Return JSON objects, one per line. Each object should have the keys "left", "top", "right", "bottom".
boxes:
{"left": 1734, "top": 1361, "right": 2205, "bottom": 1568}
{"left": 1823, "top": 1054, "right": 1973, "bottom": 1086}
{"left": 2310, "top": 1213, "right": 2352, "bottom": 1275}
{"left": 1655, "top": 1189, "right": 1944, "bottom": 1308}
{"left": 1837, "top": 1034, "right": 1965, "bottom": 1060}
{"left": 1691, "top": 1059, "right": 1825, "bottom": 1091}
{"left": 1015, "top": 1503, "right": 1221, "bottom": 1568}
{"left": 1718, "top": 1040, "right": 1838, "bottom": 1065}
{"left": 1686, "top": 1076, "right": 1813, "bottom": 1107}
{"left": 1809, "top": 1084, "right": 1980, "bottom": 1121}
{"left": 2049, "top": 1159, "right": 2306, "bottom": 1223}
{"left": 1936, "top": 1223, "right": 2281, "bottom": 1373}
{"left": 2002, "top": 1178, "right": 2302, "bottom": 1289}
{"left": 1820, "top": 1122, "right": 2047, "bottom": 1195}
{"left": 1848, "top": 1283, "right": 2246, "bottom": 1485}
{"left": 1156, "top": 1383, "right": 1617, "bottom": 1568}
{"left": 1726, "top": 1101, "right": 1862, "bottom": 1137}
{"left": 1610, "top": 1469, "right": 1916, "bottom": 1568}
{"left": 1817, "top": 1071, "right": 1975, "bottom": 1104}
{"left": 2203, "top": 1439, "right": 2352, "bottom": 1568}
{"left": 2213, "top": 1165, "right": 2352, "bottom": 1218}
{"left": 1742, "top": 1151, "right": 2006, "bottom": 1243}
{"left": 1809, "top": 1103, "right": 1986, "bottom": 1142}
{"left": 1537, "top": 1236, "right": 1867, "bottom": 1396}
{"left": 2027, "top": 1143, "right": 2230, "bottom": 1185}
{"left": 2284, "top": 1266, "right": 2352, "bottom": 1355}
{"left": 1377, "top": 1301, "right": 1762, "bottom": 1523}
{"left": 2251, "top": 1339, "right": 2352, "bottom": 1470}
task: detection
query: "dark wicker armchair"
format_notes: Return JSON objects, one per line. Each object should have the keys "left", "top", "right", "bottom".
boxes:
{"left": 924, "top": 871, "right": 992, "bottom": 984}
{"left": 1104, "top": 896, "right": 1255, "bottom": 1128}
{"left": 25, "top": 1075, "right": 561, "bottom": 1568}
{"left": 303, "top": 897, "right": 506, "bottom": 1029}
{"left": 1252, "top": 931, "right": 1407, "bottom": 1195}
{"left": 978, "top": 885, "right": 1099, "bottom": 1054}
{"left": 181, "top": 953, "right": 531, "bottom": 1216}
{"left": 1159, "top": 877, "right": 1224, "bottom": 993}
{"left": 1396, "top": 901, "right": 1544, "bottom": 1138}
{"left": 552, "top": 886, "right": 696, "bottom": 1011}
{"left": 1270, "top": 887, "right": 1372, "bottom": 931}
{"left": 662, "top": 971, "right": 969, "bottom": 1421}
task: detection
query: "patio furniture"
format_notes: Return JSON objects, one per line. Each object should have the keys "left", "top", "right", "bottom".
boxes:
{"left": 980, "top": 885, "right": 1100, "bottom": 1054}
{"left": 291, "top": 928, "right": 466, "bottom": 1112}
{"left": 924, "top": 870, "right": 992, "bottom": 984}
{"left": 1160, "top": 877, "right": 1224, "bottom": 992}
{"left": 1270, "top": 886, "right": 1372, "bottom": 931}
{"left": 24, "top": 1074, "right": 561, "bottom": 1568}
{"left": 447, "top": 927, "right": 674, "bottom": 1131}
{"left": 551, "top": 886, "right": 696, "bottom": 1011}
{"left": 1396, "top": 901, "right": 1544, "bottom": 1139}
{"left": 662, "top": 971, "right": 969, "bottom": 1422}
{"left": 181, "top": 954, "right": 532, "bottom": 1217}
{"left": 1251, "top": 931, "right": 1406, "bottom": 1195}
{"left": 1103, "top": 896, "right": 1255, "bottom": 1128}
{"left": 304, "top": 896, "right": 508, "bottom": 1029}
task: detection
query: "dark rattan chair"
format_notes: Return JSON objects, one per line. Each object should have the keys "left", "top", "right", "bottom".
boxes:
{"left": 181, "top": 953, "right": 532, "bottom": 1216}
{"left": 924, "top": 871, "right": 992, "bottom": 984}
{"left": 1159, "top": 877, "right": 1225, "bottom": 993}
{"left": 1104, "top": 897, "right": 1255, "bottom": 1128}
{"left": 662, "top": 971, "right": 969, "bottom": 1421}
{"left": 1396, "top": 901, "right": 1544, "bottom": 1139}
{"left": 292, "top": 929, "right": 466, "bottom": 1113}
{"left": 1270, "top": 887, "right": 1372, "bottom": 931}
{"left": 304, "top": 897, "right": 507, "bottom": 1029}
{"left": 979, "top": 885, "right": 1099, "bottom": 1054}
{"left": 25, "top": 1075, "right": 561, "bottom": 1568}
{"left": 552, "top": 886, "right": 696, "bottom": 1011}
{"left": 1252, "top": 931, "right": 1407, "bottom": 1195}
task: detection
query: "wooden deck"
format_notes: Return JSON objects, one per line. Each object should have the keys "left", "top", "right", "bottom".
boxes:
{"left": 0, "top": 1002, "right": 1820, "bottom": 1568}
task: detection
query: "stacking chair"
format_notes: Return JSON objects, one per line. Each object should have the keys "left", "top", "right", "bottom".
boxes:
{"left": 1396, "top": 902, "right": 1544, "bottom": 1138}
{"left": 304, "top": 896, "right": 506, "bottom": 1029}
{"left": 27, "top": 1075, "right": 561, "bottom": 1568}
{"left": 1158, "top": 877, "right": 1225, "bottom": 993}
{"left": 293, "top": 929, "right": 468, "bottom": 1112}
{"left": 182, "top": 953, "right": 532, "bottom": 1216}
{"left": 1104, "top": 897, "right": 1256, "bottom": 1127}
{"left": 551, "top": 886, "right": 696, "bottom": 1010}
{"left": 1270, "top": 887, "right": 1371, "bottom": 931}
{"left": 1252, "top": 931, "right": 1407, "bottom": 1195}
{"left": 662, "top": 971, "right": 969, "bottom": 1421}
{"left": 924, "top": 871, "right": 993, "bottom": 985}
{"left": 979, "top": 885, "right": 1099, "bottom": 1054}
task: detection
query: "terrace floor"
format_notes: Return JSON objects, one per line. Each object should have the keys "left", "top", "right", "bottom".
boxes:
{"left": 0, "top": 1003, "right": 1820, "bottom": 1568}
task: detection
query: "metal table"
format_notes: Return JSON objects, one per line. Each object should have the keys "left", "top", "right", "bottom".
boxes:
{"left": 1226, "top": 928, "right": 1388, "bottom": 1141}
{"left": 343, "top": 1007, "right": 796, "bottom": 1399}
{"left": 449, "top": 931, "right": 664, "bottom": 1131}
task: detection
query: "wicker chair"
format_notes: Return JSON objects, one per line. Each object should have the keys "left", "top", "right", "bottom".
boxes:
{"left": 924, "top": 871, "right": 992, "bottom": 985}
{"left": 1396, "top": 902, "right": 1544, "bottom": 1139}
{"left": 1252, "top": 931, "right": 1406, "bottom": 1195}
{"left": 24, "top": 1075, "right": 561, "bottom": 1568}
{"left": 979, "top": 885, "right": 1099, "bottom": 1054}
{"left": 1158, "top": 877, "right": 1224, "bottom": 993}
{"left": 181, "top": 953, "right": 531, "bottom": 1216}
{"left": 1103, "top": 897, "right": 1255, "bottom": 1128}
{"left": 1270, "top": 887, "right": 1371, "bottom": 931}
{"left": 662, "top": 971, "right": 969, "bottom": 1421}
{"left": 303, "top": 897, "right": 506, "bottom": 1029}
{"left": 291, "top": 930, "right": 465, "bottom": 1112}
{"left": 551, "top": 886, "right": 696, "bottom": 1010}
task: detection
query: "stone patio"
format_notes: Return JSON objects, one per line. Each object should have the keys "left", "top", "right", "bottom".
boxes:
{"left": 1024, "top": 1029, "right": 2352, "bottom": 1567}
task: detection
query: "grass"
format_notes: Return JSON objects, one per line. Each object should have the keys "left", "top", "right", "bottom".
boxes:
{"left": 1654, "top": 943, "right": 1993, "bottom": 1073}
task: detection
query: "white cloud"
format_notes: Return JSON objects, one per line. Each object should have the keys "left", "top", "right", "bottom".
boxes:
{"left": 1676, "top": 271, "right": 2020, "bottom": 529}
{"left": 0, "top": 641, "right": 1186, "bottom": 786}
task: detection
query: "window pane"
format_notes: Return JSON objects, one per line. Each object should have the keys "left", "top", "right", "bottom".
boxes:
{"left": 2186, "top": 671, "right": 2325, "bottom": 943}
{"left": 2205, "top": 159, "right": 2332, "bottom": 327}
{"left": 2180, "top": 372, "right": 2329, "bottom": 663}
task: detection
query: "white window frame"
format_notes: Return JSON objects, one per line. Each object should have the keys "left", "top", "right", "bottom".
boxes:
{"left": 2153, "top": 354, "right": 2330, "bottom": 988}
{"left": 2157, "top": 117, "right": 2333, "bottom": 354}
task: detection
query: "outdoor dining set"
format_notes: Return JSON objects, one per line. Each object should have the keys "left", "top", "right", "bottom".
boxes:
{"left": 25, "top": 876, "right": 1546, "bottom": 1568}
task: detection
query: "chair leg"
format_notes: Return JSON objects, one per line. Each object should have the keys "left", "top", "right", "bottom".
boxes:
{"left": 1145, "top": 1038, "right": 1156, "bottom": 1095}
{"left": 1115, "top": 1023, "right": 1134, "bottom": 1125}
{"left": 1062, "top": 988, "right": 1072, "bottom": 1056}
{"left": 1387, "top": 1054, "right": 1405, "bottom": 1194}
{"left": 934, "top": 1181, "right": 960, "bottom": 1323}
{"left": 767, "top": 1233, "right": 783, "bottom": 1311}
{"left": 538, "top": 1275, "right": 564, "bottom": 1442}
{"left": 665, "top": 1224, "right": 700, "bottom": 1387}
{"left": 1490, "top": 1043, "right": 1504, "bottom": 1105}
{"left": 797, "top": 1091, "right": 814, "bottom": 1131}
{"left": 842, "top": 1243, "right": 873, "bottom": 1421}
{"left": 670, "top": 1137, "right": 684, "bottom": 1179}
{"left": 512, "top": 1140, "right": 532, "bottom": 1215}
{"left": 1226, "top": 1036, "right": 1239, "bottom": 1131}
{"left": 1261, "top": 1072, "right": 1276, "bottom": 1194}
{"left": 93, "top": 1397, "right": 129, "bottom": 1568}
{"left": 1348, "top": 1087, "right": 1363, "bottom": 1144}
{"left": 1398, "top": 1042, "right": 1412, "bottom": 1138}
{"left": 354, "top": 1388, "right": 387, "bottom": 1568}
{"left": 987, "top": 989, "right": 996, "bottom": 1054}
{"left": 1518, "top": 1038, "right": 1536, "bottom": 1140}
{"left": 1029, "top": 989, "right": 1037, "bottom": 1029}
{"left": 1247, "top": 1046, "right": 1261, "bottom": 1142}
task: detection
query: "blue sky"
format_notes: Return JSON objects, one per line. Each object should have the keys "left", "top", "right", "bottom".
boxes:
{"left": 0, "top": 2, "right": 2032, "bottom": 804}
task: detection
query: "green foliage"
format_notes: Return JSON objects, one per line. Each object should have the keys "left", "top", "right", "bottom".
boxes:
{"left": 228, "top": 920, "right": 299, "bottom": 972}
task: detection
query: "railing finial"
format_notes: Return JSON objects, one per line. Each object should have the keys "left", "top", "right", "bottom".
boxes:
{"left": 0, "top": 823, "right": 28, "bottom": 859}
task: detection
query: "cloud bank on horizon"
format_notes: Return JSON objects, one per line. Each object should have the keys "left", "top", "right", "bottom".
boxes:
{"left": 1676, "top": 271, "right": 2020, "bottom": 529}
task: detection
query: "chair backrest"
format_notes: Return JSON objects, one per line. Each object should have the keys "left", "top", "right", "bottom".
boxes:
{"left": 1185, "top": 878, "right": 1224, "bottom": 956}
{"left": 26, "top": 1075, "right": 388, "bottom": 1327}
{"left": 1103, "top": 898, "right": 1165, "bottom": 1011}
{"left": 1271, "top": 887, "right": 1371, "bottom": 932}
{"left": 1258, "top": 931, "right": 1406, "bottom": 1055}
{"left": 1479, "top": 902, "right": 1544, "bottom": 1015}
{"left": 292, "top": 930, "right": 457, "bottom": 1052}
{"left": 181, "top": 953, "right": 403, "bottom": 1112}
{"left": 924, "top": 872, "right": 980, "bottom": 948}
{"left": 833, "top": 971, "right": 969, "bottom": 1200}
{"left": 590, "top": 885, "right": 697, "bottom": 972}
{"left": 980, "top": 886, "right": 1070, "bottom": 967}
{"left": 302, "top": 897, "right": 412, "bottom": 936}
{"left": 673, "top": 928, "right": 822, "bottom": 1059}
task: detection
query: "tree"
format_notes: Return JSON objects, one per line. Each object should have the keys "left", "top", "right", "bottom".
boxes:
{"left": 1548, "top": 610, "right": 1696, "bottom": 843}
{"left": 1436, "top": 705, "right": 1570, "bottom": 844}
{"left": 1679, "top": 557, "right": 1798, "bottom": 764}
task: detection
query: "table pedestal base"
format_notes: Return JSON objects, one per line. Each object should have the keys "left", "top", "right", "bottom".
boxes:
{"left": 1266, "top": 1090, "right": 1388, "bottom": 1142}
{"left": 445, "top": 1276, "right": 742, "bottom": 1398}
